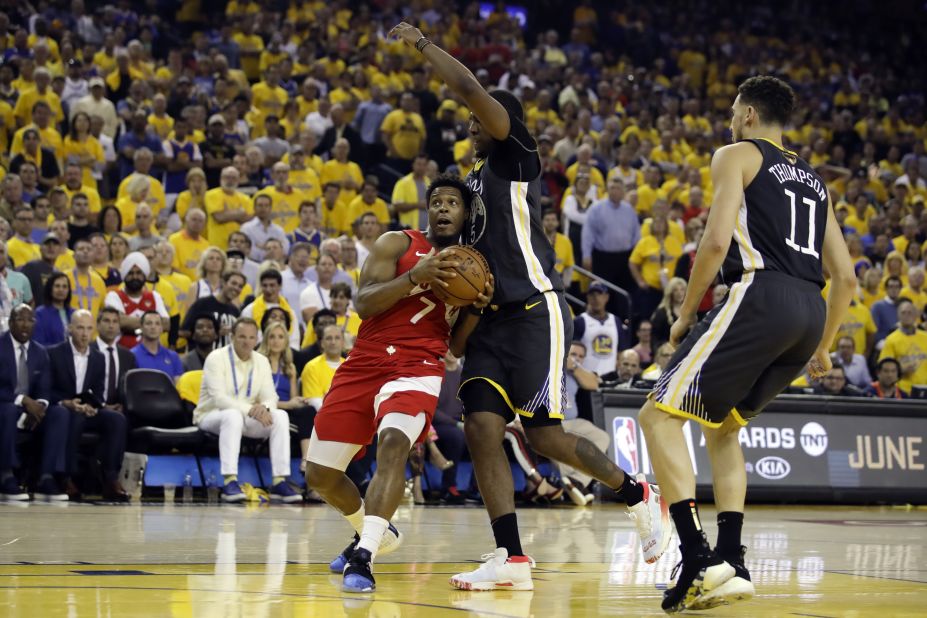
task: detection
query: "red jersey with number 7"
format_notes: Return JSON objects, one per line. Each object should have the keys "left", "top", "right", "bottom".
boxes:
{"left": 355, "top": 230, "right": 458, "bottom": 357}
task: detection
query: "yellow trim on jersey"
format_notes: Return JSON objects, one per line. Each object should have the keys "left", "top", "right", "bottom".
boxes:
{"left": 515, "top": 407, "right": 533, "bottom": 418}
{"left": 652, "top": 399, "right": 724, "bottom": 429}
{"left": 544, "top": 291, "right": 565, "bottom": 418}
{"left": 755, "top": 137, "right": 798, "bottom": 158}
{"left": 666, "top": 272, "right": 754, "bottom": 410}
{"left": 458, "top": 376, "right": 514, "bottom": 413}
{"left": 734, "top": 198, "right": 759, "bottom": 272}
{"left": 730, "top": 409, "right": 749, "bottom": 427}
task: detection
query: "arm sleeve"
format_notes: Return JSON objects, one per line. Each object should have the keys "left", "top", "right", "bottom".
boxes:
{"left": 572, "top": 316, "right": 585, "bottom": 341}
{"left": 487, "top": 112, "right": 541, "bottom": 181}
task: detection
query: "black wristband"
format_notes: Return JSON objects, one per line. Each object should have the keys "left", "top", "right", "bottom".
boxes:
{"left": 408, "top": 270, "right": 417, "bottom": 286}
{"left": 415, "top": 36, "right": 432, "bottom": 53}
{"left": 468, "top": 305, "right": 484, "bottom": 316}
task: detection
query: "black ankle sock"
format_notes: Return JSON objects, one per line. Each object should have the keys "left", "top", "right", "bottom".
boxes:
{"left": 716, "top": 511, "right": 744, "bottom": 556}
{"left": 669, "top": 499, "right": 705, "bottom": 551}
{"left": 620, "top": 473, "right": 644, "bottom": 506}
{"left": 490, "top": 512, "right": 523, "bottom": 557}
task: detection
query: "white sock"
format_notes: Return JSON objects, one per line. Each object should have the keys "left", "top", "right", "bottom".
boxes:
{"left": 343, "top": 500, "right": 365, "bottom": 536}
{"left": 357, "top": 515, "right": 390, "bottom": 555}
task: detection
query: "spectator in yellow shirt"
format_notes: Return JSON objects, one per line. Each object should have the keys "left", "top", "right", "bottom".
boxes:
{"left": 391, "top": 154, "right": 431, "bottom": 230}
{"left": 300, "top": 324, "right": 346, "bottom": 410}
{"left": 380, "top": 93, "right": 426, "bottom": 170}
{"left": 117, "top": 148, "right": 167, "bottom": 219}
{"left": 204, "top": 166, "right": 253, "bottom": 250}
{"left": 8, "top": 206, "right": 41, "bottom": 268}
{"left": 347, "top": 180, "right": 390, "bottom": 227}
{"left": 629, "top": 217, "right": 683, "bottom": 318}
{"left": 900, "top": 266, "right": 927, "bottom": 313}
{"left": 169, "top": 208, "right": 211, "bottom": 279}
{"left": 542, "top": 209, "right": 575, "bottom": 286}
{"left": 319, "top": 182, "right": 351, "bottom": 238}
{"left": 320, "top": 138, "right": 364, "bottom": 204}
{"left": 255, "top": 161, "right": 318, "bottom": 233}
{"left": 115, "top": 175, "right": 150, "bottom": 235}
{"left": 67, "top": 237, "right": 107, "bottom": 317}
{"left": 10, "top": 101, "right": 63, "bottom": 161}
{"left": 833, "top": 298, "right": 877, "bottom": 358}
{"left": 879, "top": 299, "right": 927, "bottom": 393}
{"left": 62, "top": 112, "right": 104, "bottom": 190}
{"left": 251, "top": 65, "right": 289, "bottom": 121}
{"left": 12, "top": 68, "right": 63, "bottom": 127}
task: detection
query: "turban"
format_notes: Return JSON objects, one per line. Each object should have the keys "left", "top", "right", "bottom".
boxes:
{"left": 120, "top": 251, "right": 151, "bottom": 279}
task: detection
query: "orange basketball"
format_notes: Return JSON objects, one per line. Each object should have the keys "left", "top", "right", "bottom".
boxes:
{"left": 431, "top": 245, "right": 491, "bottom": 307}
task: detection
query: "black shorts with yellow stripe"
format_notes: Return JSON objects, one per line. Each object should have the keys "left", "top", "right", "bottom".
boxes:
{"left": 459, "top": 290, "right": 572, "bottom": 426}
{"left": 651, "top": 270, "right": 825, "bottom": 427}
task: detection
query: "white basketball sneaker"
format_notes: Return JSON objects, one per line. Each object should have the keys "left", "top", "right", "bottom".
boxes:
{"left": 450, "top": 548, "right": 535, "bottom": 591}
{"left": 626, "top": 474, "right": 672, "bottom": 564}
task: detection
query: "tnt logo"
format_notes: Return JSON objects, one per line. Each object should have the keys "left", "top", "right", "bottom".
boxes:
{"left": 800, "top": 422, "right": 828, "bottom": 457}
{"left": 612, "top": 417, "right": 639, "bottom": 475}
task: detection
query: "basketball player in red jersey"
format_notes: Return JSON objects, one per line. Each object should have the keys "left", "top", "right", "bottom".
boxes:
{"left": 305, "top": 175, "right": 493, "bottom": 593}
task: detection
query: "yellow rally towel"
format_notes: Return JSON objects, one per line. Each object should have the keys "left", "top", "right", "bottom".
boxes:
{"left": 240, "top": 483, "right": 270, "bottom": 503}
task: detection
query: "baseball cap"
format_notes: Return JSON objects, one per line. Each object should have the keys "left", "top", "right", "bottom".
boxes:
{"left": 208, "top": 114, "right": 226, "bottom": 126}
{"left": 89, "top": 76, "right": 105, "bottom": 88}
{"left": 438, "top": 100, "right": 458, "bottom": 114}
{"left": 42, "top": 233, "right": 62, "bottom": 245}
{"left": 537, "top": 132, "right": 554, "bottom": 144}
{"left": 588, "top": 281, "right": 609, "bottom": 294}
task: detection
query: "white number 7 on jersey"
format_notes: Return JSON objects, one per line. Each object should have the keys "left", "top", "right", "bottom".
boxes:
{"left": 410, "top": 296, "right": 436, "bottom": 324}
{"left": 784, "top": 189, "right": 820, "bottom": 259}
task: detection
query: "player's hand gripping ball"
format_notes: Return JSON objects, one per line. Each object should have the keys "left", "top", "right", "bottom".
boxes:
{"left": 415, "top": 245, "right": 492, "bottom": 307}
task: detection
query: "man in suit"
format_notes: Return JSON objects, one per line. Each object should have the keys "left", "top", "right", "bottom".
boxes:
{"left": 316, "top": 103, "right": 362, "bottom": 160}
{"left": 95, "top": 307, "right": 137, "bottom": 411}
{"left": 0, "top": 304, "right": 70, "bottom": 501}
{"left": 49, "top": 309, "right": 129, "bottom": 502}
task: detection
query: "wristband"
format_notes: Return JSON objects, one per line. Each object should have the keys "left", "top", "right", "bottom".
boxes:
{"left": 408, "top": 270, "right": 418, "bottom": 286}
{"left": 468, "top": 305, "right": 484, "bottom": 316}
{"left": 415, "top": 36, "right": 432, "bottom": 53}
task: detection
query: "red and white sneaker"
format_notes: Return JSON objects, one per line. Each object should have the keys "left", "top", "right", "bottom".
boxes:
{"left": 626, "top": 474, "right": 671, "bottom": 564}
{"left": 450, "top": 548, "right": 535, "bottom": 591}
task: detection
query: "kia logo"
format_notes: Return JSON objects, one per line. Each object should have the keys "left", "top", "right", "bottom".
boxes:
{"left": 755, "top": 456, "right": 791, "bottom": 480}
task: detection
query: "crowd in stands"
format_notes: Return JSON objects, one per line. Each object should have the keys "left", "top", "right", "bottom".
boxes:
{"left": 0, "top": 0, "right": 925, "bottom": 502}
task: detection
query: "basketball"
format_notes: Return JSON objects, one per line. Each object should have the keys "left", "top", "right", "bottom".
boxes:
{"left": 430, "top": 245, "right": 491, "bottom": 307}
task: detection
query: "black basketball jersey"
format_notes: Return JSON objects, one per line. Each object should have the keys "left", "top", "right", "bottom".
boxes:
{"left": 720, "top": 138, "right": 827, "bottom": 288}
{"left": 464, "top": 111, "right": 563, "bottom": 305}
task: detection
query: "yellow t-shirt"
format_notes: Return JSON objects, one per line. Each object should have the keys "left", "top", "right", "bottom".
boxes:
{"left": 147, "top": 113, "right": 174, "bottom": 140}
{"left": 55, "top": 250, "right": 76, "bottom": 271}
{"left": 115, "top": 196, "right": 143, "bottom": 232}
{"left": 13, "top": 88, "right": 64, "bottom": 125}
{"left": 174, "top": 190, "right": 206, "bottom": 222}
{"left": 900, "top": 287, "right": 927, "bottom": 313}
{"left": 879, "top": 329, "right": 927, "bottom": 392}
{"left": 67, "top": 268, "right": 107, "bottom": 317}
{"left": 287, "top": 167, "right": 322, "bottom": 196}
{"left": 552, "top": 233, "right": 575, "bottom": 283}
{"left": 204, "top": 187, "right": 253, "bottom": 250}
{"left": 92, "top": 50, "right": 117, "bottom": 75}
{"left": 6, "top": 237, "right": 40, "bottom": 268}
{"left": 300, "top": 354, "right": 344, "bottom": 399}
{"left": 257, "top": 185, "right": 319, "bottom": 233}
{"left": 61, "top": 136, "right": 104, "bottom": 189}
{"left": 169, "top": 230, "right": 211, "bottom": 279}
{"left": 319, "top": 199, "right": 352, "bottom": 237}
{"left": 251, "top": 81, "right": 289, "bottom": 119}
{"left": 380, "top": 110, "right": 426, "bottom": 160}
{"left": 320, "top": 160, "right": 364, "bottom": 204}
{"left": 347, "top": 196, "right": 390, "bottom": 227}
{"left": 629, "top": 236, "right": 683, "bottom": 289}
{"left": 231, "top": 33, "right": 264, "bottom": 81}
{"left": 0, "top": 100, "right": 14, "bottom": 155}
{"left": 117, "top": 175, "right": 167, "bottom": 218}
{"left": 641, "top": 218, "right": 686, "bottom": 246}
{"left": 565, "top": 162, "right": 606, "bottom": 192}
{"left": 843, "top": 206, "right": 877, "bottom": 236}
{"left": 635, "top": 184, "right": 660, "bottom": 216}
{"left": 60, "top": 184, "right": 103, "bottom": 215}
{"left": 832, "top": 301, "right": 876, "bottom": 354}
{"left": 10, "top": 124, "right": 64, "bottom": 160}
{"left": 161, "top": 270, "right": 194, "bottom": 313}
{"left": 391, "top": 173, "right": 430, "bottom": 230}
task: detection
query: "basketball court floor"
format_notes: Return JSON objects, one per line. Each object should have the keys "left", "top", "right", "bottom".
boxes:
{"left": 1, "top": 501, "right": 924, "bottom": 617}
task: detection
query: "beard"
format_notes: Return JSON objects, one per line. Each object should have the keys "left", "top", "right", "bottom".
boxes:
{"left": 124, "top": 277, "right": 145, "bottom": 293}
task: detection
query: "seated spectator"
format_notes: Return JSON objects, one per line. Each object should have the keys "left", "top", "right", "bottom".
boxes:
{"left": 865, "top": 358, "right": 909, "bottom": 399}
{"left": 900, "top": 266, "right": 927, "bottom": 312}
{"left": 1, "top": 239, "right": 33, "bottom": 309}
{"left": 573, "top": 281, "right": 621, "bottom": 375}
{"left": 33, "top": 273, "right": 74, "bottom": 347}
{"left": 104, "top": 252, "right": 169, "bottom": 348}
{"left": 20, "top": 234, "right": 62, "bottom": 305}
{"left": 629, "top": 215, "right": 682, "bottom": 320}
{"left": 651, "top": 277, "right": 687, "bottom": 346}
{"left": 632, "top": 320, "right": 654, "bottom": 366}
{"left": 879, "top": 298, "right": 927, "bottom": 393}
{"left": 601, "top": 349, "right": 642, "bottom": 388}
{"left": 813, "top": 366, "right": 866, "bottom": 397}
{"left": 8, "top": 206, "right": 40, "bottom": 268}
{"left": 0, "top": 305, "right": 70, "bottom": 501}
{"left": 94, "top": 307, "right": 137, "bottom": 409}
{"left": 131, "top": 311, "right": 183, "bottom": 381}
{"left": 641, "top": 343, "right": 674, "bottom": 381}
{"left": 502, "top": 419, "right": 565, "bottom": 504}
{"left": 293, "top": 309, "right": 337, "bottom": 375}
{"left": 241, "top": 193, "right": 289, "bottom": 262}
{"left": 194, "top": 317, "right": 300, "bottom": 503}
{"left": 183, "top": 314, "right": 219, "bottom": 372}
{"left": 300, "top": 324, "right": 345, "bottom": 411}
{"left": 258, "top": 322, "right": 314, "bottom": 470}
{"left": 831, "top": 336, "right": 872, "bottom": 389}
{"left": 182, "top": 270, "right": 244, "bottom": 348}
{"left": 68, "top": 237, "right": 108, "bottom": 318}
{"left": 242, "top": 268, "right": 300, "bottom": 349}
{"left": 49, "top": 310, "right": 128, "bottom": 502}
{"left": 187, "top": 246, "right": 227, "bottom": 303}
{"left": 281, "top": 242, "right": 316, "bottom": 318}
{"left": 560, "top": 342, "right": 610, "bottom": 506}
{"left": 872, "top": 276, "right": 903, "bottom": 347}
{"left": 299, "top": 253, "right": 337, "bottom": 326}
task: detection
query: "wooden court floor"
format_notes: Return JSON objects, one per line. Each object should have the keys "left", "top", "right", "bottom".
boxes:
{"left": 0, "top": 501, "right": 924, "bottom": 617}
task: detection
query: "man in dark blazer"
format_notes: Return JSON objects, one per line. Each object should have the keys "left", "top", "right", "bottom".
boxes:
{"left": 0, "top": 304, "right": 70, "bottom": 501}
{"left": 49, "top": 309, "right": 129, "bottom": 502}
{"left": 94, "top": 307, "right": 137, "bottom": 411}
{"left": 315, "top": 103, "right": 362, "bottom": 159}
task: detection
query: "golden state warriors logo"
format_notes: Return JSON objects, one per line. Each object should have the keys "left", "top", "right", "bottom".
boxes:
{"left": 465, "top": 192, "right": 487, "bottom": 245}
{"left": 592, "top": 334, "right": 614, "bottom": 356}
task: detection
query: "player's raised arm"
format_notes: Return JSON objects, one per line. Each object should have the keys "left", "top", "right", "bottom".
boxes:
{"left": 354, "top": 232, "right": 460, "bottom": 320}
{"left": 807, "top": 192, "right": 856, "bottom": 378}
{"left": 670, "top": 142, "right": 757, "bottom": 346}
{"left": 390, "top": 22, "right": 511, "bottom": 141}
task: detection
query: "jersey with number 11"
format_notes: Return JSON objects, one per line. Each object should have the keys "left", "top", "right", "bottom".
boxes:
{"left": 355, "top": 229, "right": 458, "bottom": 357}
{"left": 720, "top": 138, "right": 828, "bottom": 288}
